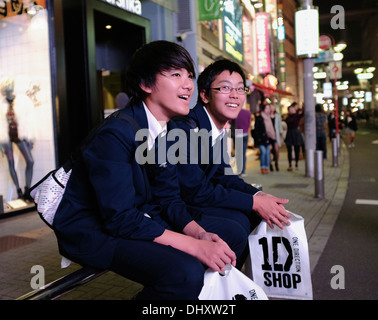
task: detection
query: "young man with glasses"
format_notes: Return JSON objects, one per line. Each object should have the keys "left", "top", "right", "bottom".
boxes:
{"left": 173, "top": 60, "right": 291, "bottom": 266}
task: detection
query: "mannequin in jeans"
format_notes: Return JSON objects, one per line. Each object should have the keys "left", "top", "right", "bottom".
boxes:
{"left": 1, "top": 83, "right": 34, "bottom": 200}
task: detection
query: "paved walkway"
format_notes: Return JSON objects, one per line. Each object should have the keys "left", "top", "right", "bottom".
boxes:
{"left": 0, "top": 139, "right": 348, "bottom": 300}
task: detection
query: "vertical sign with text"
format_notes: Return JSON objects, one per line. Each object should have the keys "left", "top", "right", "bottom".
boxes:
{"left": 222, "top": 0, "right": 243, "bottom": 63}
{"left": 255, "top": 13, "right": 271, "bottom": 74}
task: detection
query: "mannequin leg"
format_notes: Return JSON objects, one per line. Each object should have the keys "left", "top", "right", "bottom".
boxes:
{"left": 2, "top": 142, "right": 23, "bottom": 198}
{"left": 16, "top": 140, "right": 34, "bottom": 200}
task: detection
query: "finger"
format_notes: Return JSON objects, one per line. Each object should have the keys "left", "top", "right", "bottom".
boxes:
{"left": 209, "top": 262, "right": 222, "bottom": 273}
{"left": 277, "top": 210, "right": 290, "bottom": 224}
{"left": 220, "top": 252, "right": 235, "bottom": 270}
{"left": 221, "top": 247, "right": 236, "bottom": 266}
{"left": 270, "top": 215, "right": 285, "bottom": 229}
{"left": 227, "top": 250, "right": 237, "bottom": 264}
{"left": 274, "top": 221, "right": 284, "bottom": 230}
{"left": 210, "top": 234, "right": 222, "bottom": 242}
{"left": 276, "top": 198, "right": 289, "bottom": 204}
{"left": 213, "top": 257, "right": 227, "bottom": 273}
{"left": 280, "top": 210, "right": 291, "bottom": 225}
{"left": 284, "top": 210, "right": 292, "bottom": 218}
{"left": 278, "top": 217, "right": 290, "bottom": 227}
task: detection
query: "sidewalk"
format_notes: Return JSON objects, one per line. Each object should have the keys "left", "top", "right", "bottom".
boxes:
{"left": 0, "top": 140, "right": 349, "bottom": 300}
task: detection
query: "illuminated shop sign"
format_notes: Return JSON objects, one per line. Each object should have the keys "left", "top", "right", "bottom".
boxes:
{"left": 100, "top": 0, "right": 142, "bottom": 15}
{"left": 198, "top": 0, "right": 222, "bottom": 21}
{"left": 277, "top": 25, "right": 285, "bottom": 40}
{"left": 255, "top": 12, "right": 271, "bottom": 74}
{"left": 223, "top": 0, "right": 243, "bottom": 63}
{"left": 295, "top": 8, "right": 319, "bottom": 58}
{"left": 0, "top": 0, "right": 46, "bottom": 19}
{"left": 242, "top": 15, "right": 252, "bottom": 67}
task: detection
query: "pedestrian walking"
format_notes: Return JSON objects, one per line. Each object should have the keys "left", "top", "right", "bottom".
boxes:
{"left": 270, "top": 104, "right": 283, "bottom": 171}
{"left": 315, "top": 104, "right": 328, "bottom": 159}
{"left": 253, "top": 104, "right": 276, "bottom": 174}
{"left": 328, "top": 110, "right": 336, "bottom": 142}
{"left": 345, "top": 109, "right": 357, "bottom": 148}
{"left": 284, "top": 103, "right": 304, "bottom": 171}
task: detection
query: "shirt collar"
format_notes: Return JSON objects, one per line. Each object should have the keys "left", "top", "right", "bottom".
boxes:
{"left": 203, "top": 106, "right": 225, "bottom": 145}
{"left": 143, "top": 102, "right": 167, "bottom": 149}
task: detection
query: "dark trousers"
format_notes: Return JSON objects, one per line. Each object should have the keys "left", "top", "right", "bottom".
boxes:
{"left": 109, "top": 213, "right": 249, "bottom": 300}
{"left": 198, "top": 207, "right": 261, "bottom": 269}
{"left": 316, "top": 132, "right": 327, "bottom": 159}
{"left": 286, "top": 144, "right": 300, "bottom": 167}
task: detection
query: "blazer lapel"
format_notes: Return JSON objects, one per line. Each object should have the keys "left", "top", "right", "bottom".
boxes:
{"left": 192, "top": 104, "right": 223, "bottom": 175}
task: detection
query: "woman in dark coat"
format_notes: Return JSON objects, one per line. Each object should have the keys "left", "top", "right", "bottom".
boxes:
{"left": 285, "top": 103, "right": 304, "bottom": 171}
{"left": 345, "top": 109, "right": 357, "bottom": 148}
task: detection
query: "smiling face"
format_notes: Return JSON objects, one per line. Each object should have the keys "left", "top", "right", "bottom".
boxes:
{"left": 141, "top": 68, "right": 194, "bottom": 122}
{"left": 200, "top": 70, "right": 246, "bottom": 129}
{"left": 288, "top": 105, "right": 296, "bottom": 114}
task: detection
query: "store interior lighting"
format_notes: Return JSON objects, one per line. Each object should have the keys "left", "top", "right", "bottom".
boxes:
{"left": 27, "top": 2, "right": 44, "bottom": 16}
{"left": 251, "top": 0, "right": 263, "bottom": 9}
{"left": 333, "top": 41, "right": 347, "bottom": 52}
{"left": 354, "top": 67, "right": 375, "bottom": 80}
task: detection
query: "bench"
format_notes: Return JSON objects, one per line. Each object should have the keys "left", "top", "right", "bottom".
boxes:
{"left": 18, "top": 267, "right": 107, "bottom": 300}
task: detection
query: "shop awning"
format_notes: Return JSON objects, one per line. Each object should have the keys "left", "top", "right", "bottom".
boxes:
{"left": 252, "top": 82, "right": 293, "bottom": 96}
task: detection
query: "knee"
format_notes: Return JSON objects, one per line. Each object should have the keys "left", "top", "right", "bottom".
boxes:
{"left": 26, "top": 159, "right": 34, "bottom": 168}
{"left": 223, "top": 220, "right": 249, "bottom": 258}
{"left": 166, "top": 257, "right": 205, "bottom": 299}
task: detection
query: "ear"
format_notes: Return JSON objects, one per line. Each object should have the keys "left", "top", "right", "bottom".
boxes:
{"left": 200, "top": 89, "right": 210, "bottom": 104}
{"left": 139, "top": 82, "right": 152, "bottom": 94}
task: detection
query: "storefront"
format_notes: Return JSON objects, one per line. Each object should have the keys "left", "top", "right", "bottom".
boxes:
{"left": 0, "top": 0, "right": 152, "bottom": 215}
{"left": 0, "top": 0, "right": 54, "bottom": 213}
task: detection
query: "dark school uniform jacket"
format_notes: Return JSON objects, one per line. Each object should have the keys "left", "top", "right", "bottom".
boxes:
{"left": 54, "top": 102, "right": 195, "bottom": 269}
{"left": 172, "top": 103, "right": 260, "bottom": 214}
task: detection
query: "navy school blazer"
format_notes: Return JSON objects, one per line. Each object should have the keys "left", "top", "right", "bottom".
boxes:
{"left": 54, "top": 102, "right": 197, "bottom": 269}
{"left": 172, "top": 103, "right": 260, "bottom": 214}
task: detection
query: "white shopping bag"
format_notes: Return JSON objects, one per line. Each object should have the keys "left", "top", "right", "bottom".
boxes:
{"left": 198, "top": 264, "right": 268, "bottom": 300}
{"left": 248, "top": 211, "right": 313, "bottom": 300}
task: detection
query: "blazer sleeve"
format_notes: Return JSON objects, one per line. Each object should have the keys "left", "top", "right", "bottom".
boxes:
{"left": 144, "top": 140, "right": 196, "bottom": 232}
{"left": 175, "top": 122, "right": 258, "bottom": 214}
{"left": 82, "top": 119, "right": 165, "bottom": 241}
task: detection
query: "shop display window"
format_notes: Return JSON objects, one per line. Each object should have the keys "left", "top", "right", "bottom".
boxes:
{"left": 0, "top": 1, "right": 55, "bottom": 212}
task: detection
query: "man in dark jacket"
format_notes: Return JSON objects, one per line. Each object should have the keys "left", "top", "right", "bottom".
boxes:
{"left": 53, "top": 41, "right": 246, "bottom": 300}
{"left": 173, "top": 60, "right": 291, "bottom": 245}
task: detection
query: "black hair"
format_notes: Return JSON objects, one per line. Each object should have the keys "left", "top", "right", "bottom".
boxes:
{"left": 125, "top": 40, "right": 195, "bottom": 102}
{"left": 197, "top": 59, "right": 246, "bottom": 104}
{"left": 315, "top": 104, "right": 323, "bottom": 112}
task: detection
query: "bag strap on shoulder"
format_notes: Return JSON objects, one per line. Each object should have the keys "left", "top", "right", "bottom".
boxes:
{"left": 65, "top": 111, "right": 141, "bottom": 171}
{"left": 172, "top": 115, "right": 198, "bottom": 129}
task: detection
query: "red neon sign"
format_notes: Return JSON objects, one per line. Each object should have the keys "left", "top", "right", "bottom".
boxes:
{"left": 255, "top": 13, "right": 271, "bottom": 74}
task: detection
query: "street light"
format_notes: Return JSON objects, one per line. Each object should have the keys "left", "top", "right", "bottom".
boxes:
{"left": 355, "top": 67, "right": 375, "bottom": 80}
{"left": 322, "top": 34, "right": 347, "bottom": 138}
{"left": 334, "top": 40, "right": 347, "bottom": 52}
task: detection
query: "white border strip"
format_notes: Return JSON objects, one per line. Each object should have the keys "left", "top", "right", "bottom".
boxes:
{"left": 355, "top": 199, "right": 378, "bottom": 205}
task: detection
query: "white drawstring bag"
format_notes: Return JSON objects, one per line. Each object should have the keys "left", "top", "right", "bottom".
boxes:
{"left": 247, "top": 211, "right": 313, "bottom": 300}
{"left": 198, "top": 264, "right": 268, "bottom": 300}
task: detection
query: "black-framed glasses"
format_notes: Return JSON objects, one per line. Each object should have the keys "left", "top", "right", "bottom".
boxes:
{"left": 210, "top": 85, "right": 249, "bottom": 95}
